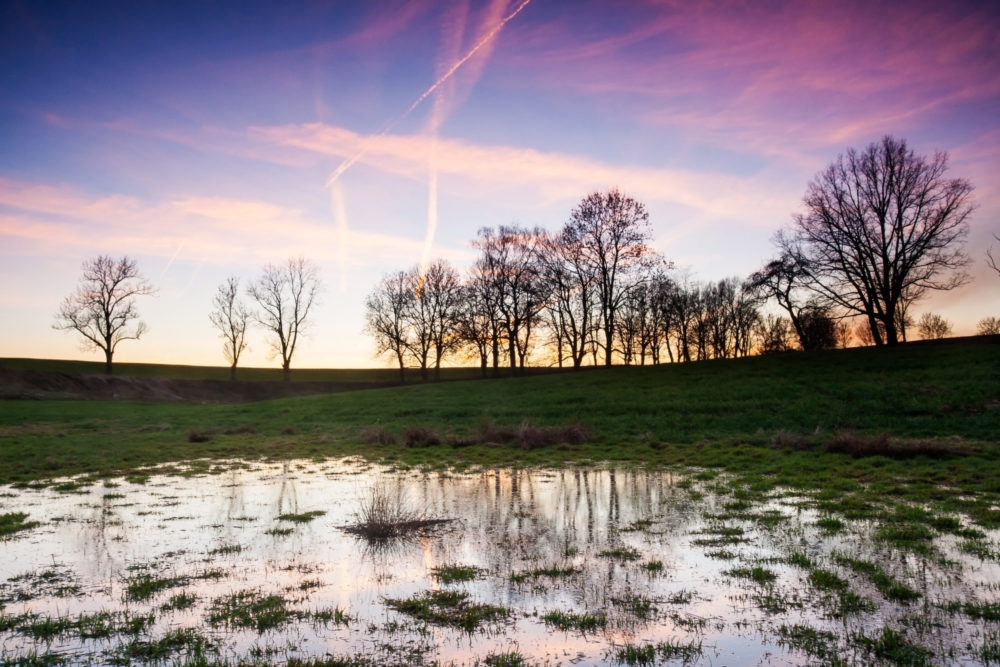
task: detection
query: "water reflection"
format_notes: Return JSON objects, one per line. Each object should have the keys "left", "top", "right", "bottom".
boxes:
{"left": 0, "top": 461, "right": 996, "bottom": 666}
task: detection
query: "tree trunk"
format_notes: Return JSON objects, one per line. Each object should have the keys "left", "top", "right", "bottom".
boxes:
{"left": 229, "top": 364, "right": 237, "bottom": 381}
{"left": 104, "top": 349, "right": 113, "bottom": 375}
{"left": 282, "top": 363, "right": 291, "bottom": 382}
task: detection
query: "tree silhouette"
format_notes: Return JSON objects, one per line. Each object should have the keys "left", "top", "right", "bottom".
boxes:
{"left": 564, "top": 189, "right": 654, "bottom": 365}
{"left": 53, "top": 255, "right": 155, "bottom": 375}
{"left": 783, "top": 136, "right": 972, "bottom": 346}
{"left": 247, "top": 257, "right": 321, "bottom": 382}
{"left": 209, "top": 276, "right": 250, "bottom": 381}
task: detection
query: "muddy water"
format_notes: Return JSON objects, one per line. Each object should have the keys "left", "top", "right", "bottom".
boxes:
{"left": 1, "top": 460, "right": 997, "bottom": 665}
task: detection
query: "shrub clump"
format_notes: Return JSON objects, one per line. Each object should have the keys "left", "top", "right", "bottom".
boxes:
{"left": 824, "top": 433, "right": 970, "bottom": 459}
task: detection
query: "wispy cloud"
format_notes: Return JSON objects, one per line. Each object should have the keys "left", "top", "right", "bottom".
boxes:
{"left": 253, "top": 122, "right": 795, "bottom": 226}
{"left": 0, "top": 178, "right": 468, "bottom": 268}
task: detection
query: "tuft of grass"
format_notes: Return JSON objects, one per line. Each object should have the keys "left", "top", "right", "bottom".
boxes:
{"left": 311, "top": 606, "right": 351, "bottom": 626}
{"left": 542, "top": 610, "right": 606, "bottom": 632}
{"left": 510, "top": 565, "right": 579, "bottom": 583}
{"left": 207, "top": 589, "right": 296, "bottom": 632}
{"left": 833, "top": 553, "right": 920, "bottom": 602}
{"left": 208, "top": 542, "right": 242, "bottom": 555}
{"left": 482, "top": 652, "right": 532, "bottom": 667}
{"left": 385, "top": 589, "right": 509, "bottom": 632}
{"left": 613, "top": 639, "right": 703, "bottom": 665}
{"left": 814, "top": 515, "right": 845, "bottom": 533}
{"left": 612, "top": 593, "right": 655, "bottom": 620}
{"left": 124, "top": 573, "right": 187, "bottom": 602}
{"left": 277, "top": 510, "right": 326, "bottom": 523}
{"left": 598, "top": 546, "right": 641, "bottom": 561}
{"left": 116, "top": 627, "right": 215, "bottom": 662}
{"left": 777, "top": 624, "right": 837, "bottom": 660}
{"left": 430, "top": 564, "right": 481, "bottom": 584}
{"left": 850, "top": 625, "right": 933, "bottom": 666}
{"left": 160, "top": 592, "right": 197, "bottom": 611}
{"left": 641, "top": 559, "right": 664, "bottom": 573}
{"left": 807, "top": 568, "right": 848, "bottom": 592}
{"left": 725, "top": 565, "right": 777, "bottom": 585}
{"left": 0, "top": 512, "right": 41, "bottom": 538}
{"left": 346, "top": 478, "right": 447, "bottom": 540}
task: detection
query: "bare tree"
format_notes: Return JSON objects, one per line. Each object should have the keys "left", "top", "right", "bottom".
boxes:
{"left": 247, "top": 257, "right": 321, "bottom": 382}
{"left": 471, "top": 225, "right": 548, "bottom": 375}
{"left": 783, "top": 136, "right": 973, "bottom": 345}
{"left": 564, "top": 189, "right": 654, "bottom": 365}
{"left": 783, "top": 136, "right": 973, "bottom": 346}
{"left": 53, "top": 255, "right": 155, "bottom": 375}
{"left": 209, "top": 276, "right": 250, "bottom": 380}
{"left": 756, "top": 314, "right": 793, "bottom": 354}
{"left": 977, "top": 316, "right": 1000, "bottom": 335}
{"left": 416, "top": 260, "right": 463, "bottom": 379}
{"left": 916, "top": 312, "right": 952, "bottom": 340}
{"left": 365, "top": 271, "right": 412, "bottom": 382}
{"left": 538, "top": 229, "right": 598, "bottom": 369}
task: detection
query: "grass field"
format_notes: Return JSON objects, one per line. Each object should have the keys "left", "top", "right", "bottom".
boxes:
{"left": 1, "top": 338, "right": 997, "bottom": 509}
{"left": 1, "top": 339, "right": 998, "bottom": 665}
{"left": 0, "top": 357, "right": 493, "bottom": 383}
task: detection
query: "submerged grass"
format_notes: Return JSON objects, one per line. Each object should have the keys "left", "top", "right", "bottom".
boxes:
{"left": 206, "top": 589, "right": 296, "bottom": 632}
{"left": 384, "top": 589, "right": 509, "bottom": 632}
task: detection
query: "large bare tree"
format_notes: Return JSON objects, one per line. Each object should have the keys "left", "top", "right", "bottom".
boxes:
{"left": 563, "top": 189, "right": 654, "bottom": 365}
{"left": 784, "top": 136, "right": 973, "bottom": 346}
{"left": 247, "top": 257, "right": 321, "bottom": 381}
{"left": 53, "top": 255, "right": 155, "bottom": 375}
{"left": 209, "top": 276, "right": 250, "bottom": 381}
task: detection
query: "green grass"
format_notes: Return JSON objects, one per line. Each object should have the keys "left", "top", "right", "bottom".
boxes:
{"left": 207, "top": 589, "right": 296, "bottom": 632}
{"left": 725, "top": 566, "right": 777, "bottom": 585}
{"left": 430, "top": 564, "right": 481, "bottom": 584}
{"left": 384, "top": 589, "right": 509, "bottom": 632}
{"left": 277, "top": 511, "right": 326, "bottom": 523}
{"left": 541, "top": 610, "right": 607, "bottom": 632}
{"left": 0, "top": 512, "right": 41, "bottom": 538}
{"left": 832, "top": 553, "right": 920, "bottom": 602}
{"left": 1, "top": 340, "right": 997, "bottom": 527}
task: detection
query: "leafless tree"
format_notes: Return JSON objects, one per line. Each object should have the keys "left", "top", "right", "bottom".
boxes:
{"left": 53, "top": 255, "right": 155, "bottom": 375}
{"left": 756, "top": 314, "right": 793, "bottom": 354}
{"left": 471, "top": 225, "right": 549, "bottom": 375}
{"left": 416, "top": 260, "right": 463, "bottom": 379}
{"left": 916, "top": 312, "right": 952, "bottom": 340}
{"left": 209, "top": 276, "right": 250, "bottom": 380}
{"left": 783, "top": 136, "right": 973, "bottom": 346}
{"left": 365, "top": 271, "right": 412, "bottom": 382}
{"left": 977, "top": 316, "right": 1000, "bottom": 335}
{"left": 247, "top": 257, "right": 321, "bottom": 382}
{"left": 564, "top": 189, "right": 654, "bottom": 365}
{"left": 538, "top": 230, "right": 598, "bottom": 368}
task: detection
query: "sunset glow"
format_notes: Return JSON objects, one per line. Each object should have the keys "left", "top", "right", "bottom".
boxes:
{"left": 1, "top": 1, "right": 997, "bottom": 368}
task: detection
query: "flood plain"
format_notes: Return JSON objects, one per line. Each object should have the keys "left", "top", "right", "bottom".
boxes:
{"left": 1, "top": 460, "right": 998, "bottom": 666}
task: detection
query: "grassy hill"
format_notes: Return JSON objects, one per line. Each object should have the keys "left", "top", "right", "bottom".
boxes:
{"left": 1, "top": 337, "right": 997, "bottom": 490}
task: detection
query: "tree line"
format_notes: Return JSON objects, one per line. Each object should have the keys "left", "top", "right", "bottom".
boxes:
{"left": 54, "top": 135, "right": 995, "bottom": 378}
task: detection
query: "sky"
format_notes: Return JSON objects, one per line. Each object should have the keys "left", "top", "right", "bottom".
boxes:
{"left": 1, "top": 0, "right": 998, "bottom": 369}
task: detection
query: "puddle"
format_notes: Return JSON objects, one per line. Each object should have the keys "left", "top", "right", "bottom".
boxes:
{"left": 0, "top": 460, "right": 998, "bottom": 665}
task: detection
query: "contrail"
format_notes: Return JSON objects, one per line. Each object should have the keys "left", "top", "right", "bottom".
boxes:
{"left": 325, "top": 0, "right": 533, "bottom": 188}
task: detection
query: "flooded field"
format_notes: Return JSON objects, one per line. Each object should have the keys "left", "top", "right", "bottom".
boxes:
{"left": 1, "top": 460, "right": 998, "bottom": 666}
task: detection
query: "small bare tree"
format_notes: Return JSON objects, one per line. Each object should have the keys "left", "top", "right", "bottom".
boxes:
{"left": 53, "top": 255, "right": 155, "bottom": 375}
{"left": 209, "top": 276, "right": 250, "bottom": 381}
{"left": 365, "top": 271, "right": 413, "bottom": 382}
{"left": 977, "top": 317, "right": 1000, "bottom": 335}
{"left": 247, "top": 257, "right": 321, "bottom": 382}
{"left": 916, "top": 312, "right": 952, "bottom": 340}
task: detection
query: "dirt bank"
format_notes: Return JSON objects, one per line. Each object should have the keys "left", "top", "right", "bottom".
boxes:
{"left": 0, "top": 368, "right": 398, "bottom": 403}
